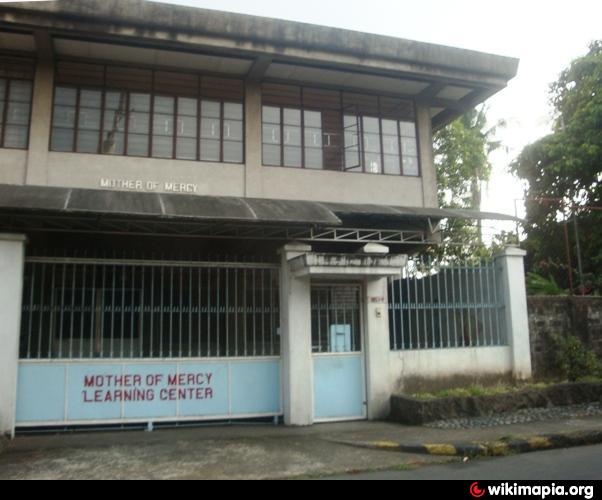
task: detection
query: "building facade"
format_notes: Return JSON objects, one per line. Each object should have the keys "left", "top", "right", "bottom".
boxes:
{"left": 0, "top": 0, "right": 530, "bottom": 436}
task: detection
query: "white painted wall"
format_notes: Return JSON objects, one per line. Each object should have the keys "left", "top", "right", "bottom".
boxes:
{"left": 389, "top": 346, "right": 514, "bottom": 393}
{"left": 0, "top": 234, "right": 26, "bottom": 438}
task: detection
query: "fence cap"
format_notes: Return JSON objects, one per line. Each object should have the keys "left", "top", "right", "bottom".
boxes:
{"left": 494, "top": 246, "right": 527, "bottom": 258}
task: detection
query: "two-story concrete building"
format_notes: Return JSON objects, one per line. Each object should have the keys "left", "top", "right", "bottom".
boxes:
{"left": 0, "top": 0, "right": 531, "bottom": 437}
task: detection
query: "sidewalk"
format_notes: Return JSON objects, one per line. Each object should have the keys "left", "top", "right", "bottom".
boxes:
{"left": 1, "top": 415, "right": 602, "bottom": 480}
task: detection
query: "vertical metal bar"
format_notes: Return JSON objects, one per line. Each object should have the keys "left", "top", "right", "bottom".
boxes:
{"left": 36, "top": 262, "right": 47, "bottom": 360}
{"left": 464, "top": 259, "right": 472, "bottom": 347}
{"left": 478, "top": 261, "right": 487, "bottom": 347}
{"left": 141, "top": 265, "right": 145, "bottom": 357}
{"left": 179, "top": 266, "right": 183, "bottom": 357}
{"left": 405, "top": 262, "right": 412, "bottom": 350}
{"left": 234, "top": 268, "right": 239, "bottom": 357}
{"left": 131, "top": 264, "right": 136, "bottom": 358}
{"left": 169, "top": 266, "right": 174, "bottom": 358}
{"left": 226, "top": 267, "right": 230, "bottom": 357}
{"left": 207, "top": 267, "right": 211, "bottom": 357}
{"left": 110, "top": 263, "right": 116, "bottom": 358}
{"left": 492, "top": 261, "right": 503, "bottom": 345}
{"left": 189, "top": 266, "right": 193, "bottom": 358}
{"left": 269, "top": 269, "right": 274, "bottom": 356}
{"left": 217, "top": 267, "right": 221, "bottom": 357}
{"left": 100, "top": 264, "right": 106, "bottom": 358}
{"left": 261, "top": 269, "right": 266, "bottom": 356}
{"left": 443, "top": 260, "right": 451, "bottom": 348}
{"left": 325, "top": 288, "right": 331, "bottom": 352}
{"left": 58, "top": 263, "right": 67, "bottom": 358}
{"left": 398, "top": 276, "right": 405, "bottom": 350}
{"left": 26, "top": 262, "right": 36, "bottom": 359}
{"left": 80, "top": 260, "right": 87, "bottom": 358}
{"left": 428, "top": 255, "right": 435, "bottom": 348}
{"left": 421, "top": 259, "right": 427, "bottom": 348}
{"left": 252, "top": 268, "right": 256, "bottom": 356}
{"left": 390, "top": 278, "right": 397, "bottom": 351}
{"left": 90, "top": 263, "right": 97, "bottom": 359}
{"left": 120, "top": 263, "right": 125, "bottom": 358}
{"left": 457, "top": 261, "right": 465, "bottom": 347}
{"left": 160, "top": 265, "right": 164, "bottom": 358}
{"left": 69, "top": 263, "right": 77, "bottom": 359}
{"left": 243, "top": 268, "right": 247, "bottom": 357}
{"left": 48, "top": 264, "right": 57, "bottom": 359}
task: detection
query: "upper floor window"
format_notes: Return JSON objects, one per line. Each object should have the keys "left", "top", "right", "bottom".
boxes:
{"left": 0, "top": 56, "right": 34, "bottom": 150}
{"left": 50, "top": 62, "right": 244, "bottom": 163}
{"left": 261, "top": 84, "right": 419, "bottom": 176}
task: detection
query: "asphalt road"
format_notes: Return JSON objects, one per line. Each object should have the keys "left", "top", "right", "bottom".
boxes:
{"left": 326, "top": 444, "right": 602, "bottom": 480}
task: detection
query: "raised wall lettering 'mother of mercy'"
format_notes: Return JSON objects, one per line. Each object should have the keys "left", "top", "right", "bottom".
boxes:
{"left": 100, "top": 178, "right": 199, "bottom": 193}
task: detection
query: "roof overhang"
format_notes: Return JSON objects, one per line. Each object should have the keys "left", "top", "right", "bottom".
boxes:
{"left": 0, "top": 0, "right": 519, "bottom": 129}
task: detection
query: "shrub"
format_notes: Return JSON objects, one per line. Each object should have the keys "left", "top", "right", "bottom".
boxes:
{"left": 551, "top": 334, "right": 602, "bottom": 382}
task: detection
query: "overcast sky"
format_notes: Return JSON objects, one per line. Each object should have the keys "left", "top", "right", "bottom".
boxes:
{"left": 155, "top": 0, "right": 600, "bottom": 233}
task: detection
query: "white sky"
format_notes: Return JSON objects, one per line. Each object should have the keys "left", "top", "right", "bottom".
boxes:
{"left": 155, "top": 0, "right": 601, "bottom": 231}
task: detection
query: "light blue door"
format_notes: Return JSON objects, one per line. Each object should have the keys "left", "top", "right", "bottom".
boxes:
{"left": 311, "top": 284, "right": 366, "bottom": 421}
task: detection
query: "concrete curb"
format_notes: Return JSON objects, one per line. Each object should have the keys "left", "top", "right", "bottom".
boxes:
{"left": 335, "top": 430, "right": 602, "bottom": 457}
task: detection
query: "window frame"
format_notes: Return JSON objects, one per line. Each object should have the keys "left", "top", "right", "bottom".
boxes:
{"left": 0, "top": 76, "right": 34, "bottom": 151}
{"left": 50, "top": 62, "right": 245, "bottom": 164}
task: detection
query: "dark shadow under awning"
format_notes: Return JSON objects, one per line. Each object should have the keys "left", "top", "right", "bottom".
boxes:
{"left": 0, "top": 184, "right": 520, "bottom": 226}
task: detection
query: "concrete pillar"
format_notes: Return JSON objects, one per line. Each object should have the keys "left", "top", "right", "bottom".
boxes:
{"left": 0, "top": 234, "right": 26, "bottom": 438}
{"left": 495, "top": 247, "right": 533, "bottom": 380}
{"left": 363, "top": 277, "right": 392, "bottom": 419}
{"left": 416, "top": 103, "right": 437, "bottom": 208}
{"left": 279, "top": 243, "right": 313, "bottom": 426}
{"left": 25, "top": 61, "right": 53, "bottom": 186}
{"left": 244, "top": 81, "right": 263, "bottom": 198}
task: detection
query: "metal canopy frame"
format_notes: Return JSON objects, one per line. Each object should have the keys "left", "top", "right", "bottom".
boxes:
{"left": 0, "top": 213, "right": 436, "bottom": 245}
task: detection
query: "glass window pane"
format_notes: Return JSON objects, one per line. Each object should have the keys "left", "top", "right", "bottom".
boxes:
{"left": 283, "top": 108, "right": 301, "bottom": 126}
{"left": 78, "top": 107, "right": 101, "bottom": 130}
{"left": 362, "top": 116, "right": 380, "bottom": 133}
{"left": 6, "top": 102, "right": 30, "bottom": 125}
{"left": 53, "top": 105, "right": 76, "bottom": 128}
{"left": 0, "top": 79, "right": 6, "bottom": 101}
{"left": 178, "top": 97, "right": 198, "bottom": 117}
{"left": 304, "top": 110, "right": 321, "bottom": 128}
{"left": 105, "top": 91, "right": 127, "bottom": 110}
{"left": 284, "top": 146, "right": 302, "bottom": 167}
{"left": 200, "top": 139, "right": 220, "bottom": 161}
{"left": 127, "top": 133, "right": 149, "bottom": 156}
{"left": 176, "top": 137, "right": 197, "bottom": 160}
{"left": 401, "top": 137, "right": 418, "bottom": 157}
{"left": 399, "top": 121, "right": 416, "bottom": 137}
{"left": 201, "top": 100, "right": 220, "bottom": 118}
{"left": 344, "top": 114, "right": 358, "bottom": 128}
{"left": 130, "top": 93, "right": 150, "bottom": 112}
{"left": 51, "top": 127, "right": 74, "bottom": 151}
{"left": 101, "top": 131, "right": 125, "bottom": 155}
{"left": 200, "top": 117, "right": 221, "bottom": 139}
{"left": 103, "top": 109, "right": 126, "bottom": 133}
{"left": 55, "top": 87, "right": 77, "bottom": 106}
{"left": 363, "top": 133, "right": 381, "bottom": 153}
{"left": 76, "top": 130, "right": 99, "bottom": 153}
{"left": 4, "top": 125, "right": 27, "bottom": 148}
{"left": 224, "top": 102, "right": 243, "bottom": 120}
{"left": 224, "top": 120, "right": 243, "bottom": 141}
{"left": 345, "top": 150, "right": 361, "bottom": 171}
{"left": 304, "top": 127, "right": 322, "bottom": 148}
{"left": 263, "top": 144, "right": 280, "bottom": 166}
{"left": 152, "top": 135, "right": 173, "bottom": 158}
{"left": 344, "top": 131, "right": 359, "bottom": 148}
{"left": 283, "top": 125, "right": 301, "bottom": 146}
{"left": 383, "top": 134, "right": 400, "bottom": 155}
{"left": 262, "top": 106, "right": 280, "bottom": 124}
{"left": 262, "top": 123, "right": 280, "bottom": 145}
{"left": 9, "top": 80, "right": 32, "bottom": 102}
{"left": 154, "top": 96, "right": 174, "bottom": 115}
{"left": 153, "top": 113, "right": 174, "bottom": 136}
{"left": 365, "top": 153, "right": 382, "bottom": 174}
{"left": 129, "top": 112, "right": 150, "bottom": 134}
{"left": 223, "top": 141, "right": 243, "bottom": 163}
{"left": 80, "top": 90, "right": 102, "bottom": 109}
{"left": 383, "top": 155, "right": 401, "bottom": 175}
{"left": 403, "top": 156, "right": 420, "bottom": 176}
{"left": 177, "top": 115, "right": 197, "bottom": 138}
{"left": 381, "top": 119, "right": 398, "bottom": 136}
{"left": 305, "top": 148, "right": 323, "bottom": 170}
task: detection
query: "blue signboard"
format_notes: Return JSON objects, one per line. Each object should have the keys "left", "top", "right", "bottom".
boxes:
{"left": 16, "top": 359, "right": 281, "bottom": 425}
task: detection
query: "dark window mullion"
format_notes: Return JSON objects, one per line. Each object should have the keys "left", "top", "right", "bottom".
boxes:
{"left": 197, "top": 75, "right": 202, "bottom": 162}
{"left": 300, "top": 105, "right": 306, "bottom": 169}
{"left": 280, "top": 107, "right": 284, "bottom": 167}
{"left": 124, "top": 92, "right": 130, "bottom": 156}
{"left": 98, "top": 68, "right": 107, "bottom": 155}
{"left": 148, "top": 71, "right": 155, "bottom": 158}
{"left": 173, "top": 95, "right": 178, "bottom": 160}
{"left": 220, "top": 100, "right": 224, "bottom": 163}
{"left": 73, "top": 87, "right": 81, "bottom": 152}
{"left": 378, "top": 97, "right": 385, "bottom": 175}
{"left": 0, "top": 78, "right": 9, "bottom": 148}
{"left": 397, "top": 120, "right": 404, "bottom": 176}
{"left": 359, "top": 115, "right": 366, "bottom": 173}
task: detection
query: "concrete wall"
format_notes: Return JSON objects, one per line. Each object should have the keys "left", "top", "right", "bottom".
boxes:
{"left": 528, "top": 296, "right": 602, "bottom": 378}
{"left": 0, "top": 234, "right": 26, "bottom": 438}
{"left": 389, "top": 347, "right": 514, "bottom": 394}
{"left": 0, "top": 60, "right": 435, "bottom": 208}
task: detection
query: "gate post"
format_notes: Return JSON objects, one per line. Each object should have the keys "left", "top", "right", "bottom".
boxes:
{"left": 279, "top": 243, "right": 313, "bottom": 426}
{"left": 0, "top": 234, "right": 26, "bottom": 438}
{"left": 495, "top": 247, "right": 532, "bottom": 380}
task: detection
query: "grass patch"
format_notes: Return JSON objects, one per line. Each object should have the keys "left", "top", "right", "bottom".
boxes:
{"left": 411, "top": 382, "right": 553, "bottom": 400}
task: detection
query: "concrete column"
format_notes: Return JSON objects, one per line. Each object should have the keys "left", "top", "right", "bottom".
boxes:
{"left": 416, "top": 103, "right": 437, "bottom": 208}
{"left": 363, "top": 277, "right": 392, "bottom": 420}
{"left": 244, "top": 81, "right": 263, "bottom": 198}
{"left": 25, "top": 61, "right": 54, "bottom": 186}
{"left": 279, "top": 243, "right": 313, "bottom": 426}
{"left": 495, "top": 247, "right": 533, "bottom": 380}
{"left": 0, "top": 234, "right": 26, "bottom": 438}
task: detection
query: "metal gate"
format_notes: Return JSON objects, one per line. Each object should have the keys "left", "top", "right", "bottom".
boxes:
{"left": 311, "top": 284, "right": 366, "bottom": 422}
{"left": 16, "top": 256, "right": 282, "bottom": 427}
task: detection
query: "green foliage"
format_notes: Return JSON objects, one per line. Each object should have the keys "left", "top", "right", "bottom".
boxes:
{"left": 433, "top": 106, "right": 508, "bottom": 260}
{"left": 412, "top": 382, "right": 550, "bottom": 400}
{"left": 526, "top": 272, "right": 567, "bottom": 296}
{"left": 512, "top": 41, "right": 602, "bottom": 294}
{"left": 550, "top": 334, "right": 602, "bottom": 382}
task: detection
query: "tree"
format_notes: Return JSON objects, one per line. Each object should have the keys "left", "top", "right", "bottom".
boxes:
{"left": 433, "top": 106, "right": 507, "bottom": 260}
{"left": 512, "top": 41, "right": 602, "bottom": 294}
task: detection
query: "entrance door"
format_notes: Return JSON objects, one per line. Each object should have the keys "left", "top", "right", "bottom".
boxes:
{"left": 311, "top": 284, "right": 366, "bottom": 422}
